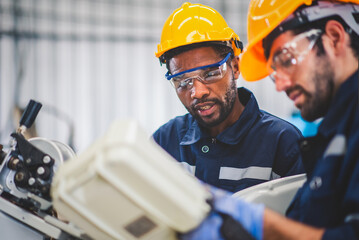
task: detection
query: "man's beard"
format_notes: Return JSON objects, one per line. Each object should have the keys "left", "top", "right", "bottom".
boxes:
{"left": 289, "top": 56, "right": 335, "bottom": 122}
{"left": 187, "top": 79, "right": 237, "bottom": 128}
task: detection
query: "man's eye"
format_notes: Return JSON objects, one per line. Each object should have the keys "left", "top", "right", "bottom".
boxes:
{"left": 177, "top": 78, "right": 192, "bottom": 89}
{"left": 204, "top": 69, "right": 221, "bottom": 79}
{"left": 278, "top": 51, "right": 296, "bottom": 68}
{"left": 179, "top": 81, "right": 188, "bottom": 88}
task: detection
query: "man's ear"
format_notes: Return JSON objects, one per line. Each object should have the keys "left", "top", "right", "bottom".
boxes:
{"left": 324, "top": 20, "right": 347, "bottom": 56}
{"left": 232, "top": 56, "right": 240, "bottom": 79}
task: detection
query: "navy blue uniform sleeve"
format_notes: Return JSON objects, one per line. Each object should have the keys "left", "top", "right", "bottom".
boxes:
{"left": 152, "top": 117, "right": 186, "bottom": 162}
{"left": 152, "top": 125, "right": 173, "bottom": 154}
{"left": 323, "top": 223, "right": 359, "bottom": 240}
{"left": 322, "top": 148, "right": 359, "bottom": 240}
{"left": 272, "top": 124, "right": 305, "bottom": 177}
{"left": 152, "top": 128, "right": 161, "bottom": 145}
{"left": 152, "top": 118, "right": 176, "bottom": 150}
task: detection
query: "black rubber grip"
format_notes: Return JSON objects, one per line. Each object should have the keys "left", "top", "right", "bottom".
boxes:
{"left": 19, "top": 99, "right": 42, "bottom": 128}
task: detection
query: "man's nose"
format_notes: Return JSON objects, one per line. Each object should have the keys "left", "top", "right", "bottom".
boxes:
{"left": 190, "top": 78, "right": 210, "bottom": 99}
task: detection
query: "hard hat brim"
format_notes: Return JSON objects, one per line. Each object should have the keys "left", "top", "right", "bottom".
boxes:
{"left": 241, "top": 42, "right": 270, "bottom": 82}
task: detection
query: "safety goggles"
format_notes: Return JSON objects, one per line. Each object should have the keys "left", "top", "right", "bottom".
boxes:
{"left": 267, "top": 29, "right": 322, "bottom": 82}
{"left": 165, "top": 52, "right": 231, "bottom": 90}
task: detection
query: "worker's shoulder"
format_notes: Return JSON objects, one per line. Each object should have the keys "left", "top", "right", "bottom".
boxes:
{"left": 258, "top": 110, "right": 303, "bottom": 137}
{"left": 153, "top": 113, "right": 194, "bottom": 140}
{"left": 157, "top": 113, "right": 194, "bottom": 131}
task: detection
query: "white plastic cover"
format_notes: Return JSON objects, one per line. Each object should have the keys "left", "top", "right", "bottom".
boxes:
{"left": 51, "top": 120, "right": 210, "bottom": 240}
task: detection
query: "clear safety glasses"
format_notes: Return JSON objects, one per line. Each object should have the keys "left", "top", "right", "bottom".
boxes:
{"left": 165, "top": 52, "right": 231, "bottom": 91}
{"left": 267, "top": 29, "right": 323, "bottom": 82}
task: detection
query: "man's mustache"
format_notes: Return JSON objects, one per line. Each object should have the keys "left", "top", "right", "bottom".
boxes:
{"left": 286, "top": 85, "right": 307, "bottom": 98}
{"left": 191, "top": 98, "right": 221, "bottom": 109}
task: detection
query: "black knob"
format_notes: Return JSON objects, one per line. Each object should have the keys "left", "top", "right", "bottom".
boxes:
{"left": 19, "top": 100, "right": 42, "bottom": 129}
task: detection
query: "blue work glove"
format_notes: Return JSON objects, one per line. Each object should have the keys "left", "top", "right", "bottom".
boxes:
{"left": 179, "top": 186, "right": 264, "bottom": 240}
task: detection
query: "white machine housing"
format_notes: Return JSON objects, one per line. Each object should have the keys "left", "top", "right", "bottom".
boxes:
{"left": 51, "top": 120, "right": 211, "bottom": 240}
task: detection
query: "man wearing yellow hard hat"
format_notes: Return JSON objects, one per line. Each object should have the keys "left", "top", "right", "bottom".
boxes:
{"left": 153, "top": 2, "right": 304, "bottom": 193}
{"left": 180, "top": 1, "right": 359, "bottom": 240}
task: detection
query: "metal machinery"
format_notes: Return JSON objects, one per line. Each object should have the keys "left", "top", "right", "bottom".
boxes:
{"left": 0, "top": 100, "right": 306, "bottom": 240}
{"left": 0, "top": 99, "right": 211, "bottom": 240}
{"left": 0, "top": 100, "right": 87, "bottom": 240}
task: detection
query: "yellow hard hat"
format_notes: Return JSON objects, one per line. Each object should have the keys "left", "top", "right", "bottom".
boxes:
{"left": 155, "top": 2, "right": 242, "bottom": 62}
{"left": 241, "top": 0, "right": 359, "bottom": 82}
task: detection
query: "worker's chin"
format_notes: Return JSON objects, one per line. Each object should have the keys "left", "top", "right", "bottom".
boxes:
{"left": 299, "top": 103, "right": 325, "bottom": 122}
{"left": 195, "top": 114, "right": 222, "bottom": 128}
{"left": 188, "top": 105, "right": 223, "bottom": 128}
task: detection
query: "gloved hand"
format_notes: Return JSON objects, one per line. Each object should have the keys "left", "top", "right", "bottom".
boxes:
{"left": 179, "top": 185, "right": 264, "bottom": 240}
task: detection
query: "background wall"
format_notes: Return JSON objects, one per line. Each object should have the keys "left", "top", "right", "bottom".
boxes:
{"left": 0, "top": 0, "right": 296, "bottom": 152}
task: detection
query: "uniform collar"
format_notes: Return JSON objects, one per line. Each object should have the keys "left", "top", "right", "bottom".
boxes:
{"left": 180, "top": 87, "right": 261, "bottom": 145}
{"left": 317, "top": 71, "right": 358, "bottom": 138}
